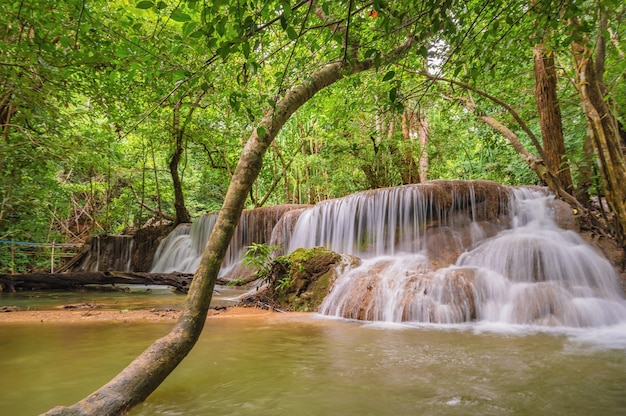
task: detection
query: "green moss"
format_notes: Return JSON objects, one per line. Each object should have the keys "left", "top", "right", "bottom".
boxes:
{"left": 268, "top": 247, "right": 342, "bottom": 312}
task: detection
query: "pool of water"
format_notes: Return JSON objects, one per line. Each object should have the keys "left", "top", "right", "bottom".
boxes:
{"left": 1, "top": 315, "right": 625, "bottom": 416}
{"left": 0, "top": 284, "right": 245, "bottom": 311}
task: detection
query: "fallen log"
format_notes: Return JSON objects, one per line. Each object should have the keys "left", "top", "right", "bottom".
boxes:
{"left": 0, "top": 271, "right": 200, "bottom": 293}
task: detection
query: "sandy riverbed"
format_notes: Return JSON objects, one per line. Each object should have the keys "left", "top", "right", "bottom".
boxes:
{"left": 0, "top": 306, "right": 283, "bottom": 324}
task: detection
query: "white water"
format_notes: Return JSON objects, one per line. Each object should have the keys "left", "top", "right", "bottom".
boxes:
{"left": 151, "top": 219, "right": 211, "bottom": 274}
{"left": 150, "top": 214, "right": 243, "bottom": 276}
{"left": 150, "top": 182, "right": 626, "bottom": 329}
{"left": 455, "top": 188, "right": 626, "bottom": 326}
{"left": 287, "top": 182, "right": 498, "bottom": 257}
{"left": 317, "top": 187, "right": 626, "bottom": 328}
{"left": 75, "top": 235, "right": 135, "bottom": 272}
{"left": 150, "top": 206, "right": 301, "bottom": 276}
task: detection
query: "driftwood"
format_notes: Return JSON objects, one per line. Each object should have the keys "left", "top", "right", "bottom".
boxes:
{"left": 0, "top": 271, "right": 205, "bottom": 293}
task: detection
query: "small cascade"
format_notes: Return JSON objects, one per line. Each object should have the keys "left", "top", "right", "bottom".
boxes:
{"left": 314, "top": 184, "right": 626, "bottom": 328}
{"left": 289, "top": 180, "right": 509, "bottom": 258}
{"left": 73, "top": 235, "right": 135, "bottom": 272}
{"left": 150, "top": 205, "right": 303, "bottom": 276}
{"left": 455, "top": 188, "right": 626, "bottom": 326}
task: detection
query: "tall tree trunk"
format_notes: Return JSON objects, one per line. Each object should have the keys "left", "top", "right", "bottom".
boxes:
{"left": 394, "top": 107, "right": 421, "bottom": 184}
{"left": 417, "top": 110, "right": 429, "bottom": 183}
{"left": 575, "top": 127, "right": 594, "bottom": 207}
{"left": 571, "top": 34, "right": 626, "bottom": 243}
{"left": 533, "top": 44, "right": 573, "bottom": 193}
{"left": 169, "top": 99, "right": 193, "bottom": 225}
{"left": 42, "top": 35, "right": 416, "bottom": 416}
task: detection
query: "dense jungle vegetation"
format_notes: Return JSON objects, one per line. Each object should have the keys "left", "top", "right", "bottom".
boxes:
{"left": 2, "top": 1, "right": 624, "bottom": 414}
{"left": 1, "top": 0, "right": 625, "bottom": 274}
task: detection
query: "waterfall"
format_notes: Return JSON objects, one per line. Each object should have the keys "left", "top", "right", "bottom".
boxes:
{"left": 454, "top": 188, "right": 626, "bottom": 327}
{"left": 288, "top": 180, "right": 509, "bottom": 258}
{"left": 150, "top": 205, "right": 304, "bottom": 276}
{"left": 149, "top": 180, "right": 626, "bottom": 328}
{"left": 313, "top": 183, "right": 626, "bottom": 327}
{"left": 73, "top": 235, "right": 135, "bottom": 272}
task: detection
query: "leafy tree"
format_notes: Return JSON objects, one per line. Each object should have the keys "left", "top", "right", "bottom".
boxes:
{"left": 42, "top": 1, "right": 443, "bottom": 414}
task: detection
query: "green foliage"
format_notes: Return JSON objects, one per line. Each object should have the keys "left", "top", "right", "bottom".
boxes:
{"left": 242, "top": 242, "right": 282, "bottom": 280}
{"left": 1, "top": 0, "right": 625, "bottom": 272}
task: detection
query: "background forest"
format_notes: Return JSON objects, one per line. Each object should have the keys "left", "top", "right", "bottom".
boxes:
{"left": 1, "top": 0, "right": 625, "bottom": 273}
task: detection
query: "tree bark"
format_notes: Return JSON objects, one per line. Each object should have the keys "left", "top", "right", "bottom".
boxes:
{"left": 393, "top": 107, "right": 421, "bottom": 184}
{"left": 463, "top": 97, "right": 582, "bottom": 209}
{"left": 417, "top": 110, "right": 429, "bottom": 183}
{"left": 169, "top": 99, "right": 191, "bottom": 225}
{"left": 0, "top": 271, "right": 196, "bottom": 293}
{"left": 42, "top": 35, "right": 416, "bottom": 416}
{"left": 533, "top": 44, "right": 573, "bottom": 193}
{"left": 571, "top": 34, "right": 626, "bottom": 243}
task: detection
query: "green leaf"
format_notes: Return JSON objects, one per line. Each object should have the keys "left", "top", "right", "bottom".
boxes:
{"left": 217, "top": 21, "right": 226, "bottom": 36}
{"left": 257, "top": 126, "right": 267, "bottom": 139}
{"left": 389, "top": 86, "right": 397, "bottom": 103}
{"left": 218, "top": 43, "right": 231, "bottom": 58}
{"left": 281, "top": 0, "right": 291, "bottom": 18}
{"left": 382, "top": 70, "right": 395, "bottom": 82}
{"left": 374, "top": 51, "right": 381, "bottom": 68}
{"left": 135, "top": 1, "right": 154, "bottom": 9}
{"left": 241, "top": 41, "right": 251, "bottom": 59}
{"left": 182, "top": 21, "right": 198, "bottom": 38}
{"left": 286, "top": 26, "right": 298, "bottom": 40}
{"left": 190, "top": 29, "right": 204, "bottom": 39}
{"left": 171, "top": 9, "right": 191, "bottom": 22}
{"left": 115, "top": 47, "right": 131, "bottom": 58}
{"left": 229, "top": 93, "right": 240, "bottom": 111}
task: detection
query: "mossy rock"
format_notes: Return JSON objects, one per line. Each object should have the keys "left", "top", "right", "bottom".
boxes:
{"left": 267, "top": 247, "right": 354, "bottom": 312}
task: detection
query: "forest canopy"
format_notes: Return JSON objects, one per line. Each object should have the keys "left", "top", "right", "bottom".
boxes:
{"left": 1, "top": 0, "right": 625, "bottom": 273}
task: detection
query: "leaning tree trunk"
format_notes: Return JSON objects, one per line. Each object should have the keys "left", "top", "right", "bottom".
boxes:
{"left": 571, "top": 38, "right": 626, "bottom": 243}
{"left": 42, "top": 36, "right": 416, "bottom": 416}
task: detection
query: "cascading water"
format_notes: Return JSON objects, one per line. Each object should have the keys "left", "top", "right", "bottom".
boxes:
{"left": 150, "top": 205, "right": 304, "bottom": 277}
{"left": 73, "top": 235, "right": 135, "bottom": 272}
{"left": 310, "top": 183, "right": 626, "bottom": 327}
{"left": 149, "top": 180, "right": 626, "bottom": 328}
{"left": 288, "top": 181, "right": 508, "bottom": 257}
{"left": 455, "top": 188, "right": 626, "bottom": 327}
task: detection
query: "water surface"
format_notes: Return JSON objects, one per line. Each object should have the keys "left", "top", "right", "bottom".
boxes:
{"left": 1, "top": 315, "right": 625, "bottom": 416}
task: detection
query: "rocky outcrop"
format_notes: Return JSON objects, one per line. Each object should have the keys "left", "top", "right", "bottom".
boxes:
{"left": 243, "top": 247, "right": 357, "bottom": 312}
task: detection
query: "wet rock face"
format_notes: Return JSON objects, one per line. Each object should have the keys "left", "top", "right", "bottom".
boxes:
{"left": 265, "top": 247, "right": 357, "bottom": 312}
{"left": 71, "top": 225, "right": 173, "bottom": 272}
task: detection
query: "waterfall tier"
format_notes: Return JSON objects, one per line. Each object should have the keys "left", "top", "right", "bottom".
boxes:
{"left": 150, "top": 180, "right": 626, "bottom": 327}
{"left": 151, "top": 205, "right": 304, "bottom": 276}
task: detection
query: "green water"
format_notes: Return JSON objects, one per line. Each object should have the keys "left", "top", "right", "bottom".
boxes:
{"left": 1, "top": 315, "right": 625, "bottom": 416}
{"left": 0, "top": 284, "right": 244, "bottom": 311}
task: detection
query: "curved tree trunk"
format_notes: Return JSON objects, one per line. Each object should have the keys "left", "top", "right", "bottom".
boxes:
{"left": 42, "top": 35, "right": 416, "bottom": 416}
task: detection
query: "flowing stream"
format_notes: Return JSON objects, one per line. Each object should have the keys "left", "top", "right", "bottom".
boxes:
{"left": 1, "top": 315, "right": 625, "bottom": 416}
